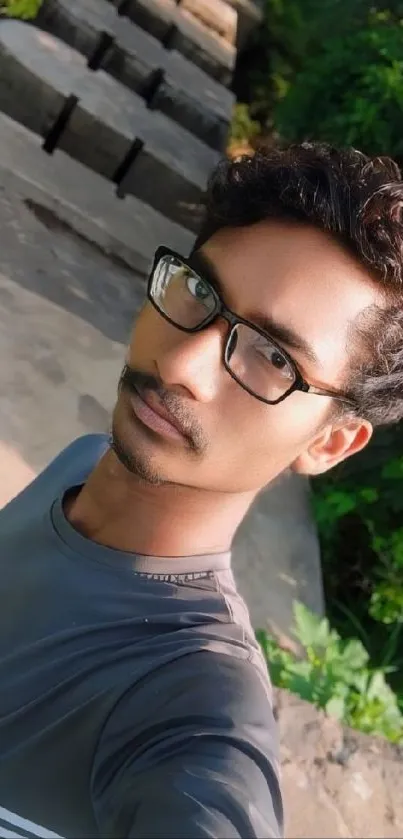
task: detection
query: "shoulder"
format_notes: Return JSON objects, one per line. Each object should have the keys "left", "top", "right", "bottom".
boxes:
{"left": 43, "top": 433, "right": 110, "bottom": 482}
{"left": 171, "top": 648, "right": 274, "bottom": 718}
{"left": 0, "top": 433, "right": 109, "bottom": 517}
{"left": 92, "top": 650, "right": 283, "bottom": 838}
{"left": 98, "top": 648, "right": 277, "bottom": 762}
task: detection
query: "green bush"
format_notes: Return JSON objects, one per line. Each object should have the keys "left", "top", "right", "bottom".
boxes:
{"left": 310, "top": 433, "right": 403, "bottom": 706}
{"left": 0, "top": 0, "right": 43, "bottom": 19}
{"left": 275, "top": 11, "right": 403, "bottom": 161}
{"left": 234, "top": 0, "right": 372, "bottom": 132}
{"left": 234, "top": 2, "right": 403, "bottom": 151}
{"left": 312, "top": 455, "right": 403, "bottom": 630}
{"left": 257, "top": 602, "right": 403, "bottom": 744}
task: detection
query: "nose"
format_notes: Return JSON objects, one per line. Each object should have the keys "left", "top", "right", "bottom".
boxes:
{"left": 156, "top": 319, "right": 228, "bottom": 403}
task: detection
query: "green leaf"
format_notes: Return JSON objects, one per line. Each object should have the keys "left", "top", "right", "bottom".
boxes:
{"left": 286, "top": 658, "right": 314, "bottom": 679}
{"left": 359, "top": 488, "right": 379, "bottom": 503}
{"left": 293, "top": 602, "right": 332, "bottom": 649}
{"left": 286, "top": 672, "right": 317, "bottom": 703}
{"left": 339, "top": 639, "right": 369, "bottom": 670}
{"left": 367, "top": 670, "right": 398, "bottom": 704}
{"left": 350, "top": 670, "right": 370, "bottom": 694}
{"left": 0, "top": 0, "right": 42, "bottom": 18}
{"left": 257, "top": 600, "right": 403, "bottom": 744}
{"left": 370, "top": 584, "right": 403, "bottom": 624}
{"left": 382, "top": 458, "right": 403, "bottom": 480}
{"left": 326, "top": 696, "right": 346, "bottom": 720}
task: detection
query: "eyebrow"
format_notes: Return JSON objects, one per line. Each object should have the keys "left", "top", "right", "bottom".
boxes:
{"left": 189, "top": 249, "right": 320, "bottom": 367}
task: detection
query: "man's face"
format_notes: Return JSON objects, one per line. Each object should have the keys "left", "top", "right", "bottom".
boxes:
{"left": 112, "top": 221, "right": 377, "bottom": 492}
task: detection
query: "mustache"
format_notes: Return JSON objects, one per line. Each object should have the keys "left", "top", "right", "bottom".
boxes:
{"left": 119, "top": 365, "right": 208, "bottom": 454}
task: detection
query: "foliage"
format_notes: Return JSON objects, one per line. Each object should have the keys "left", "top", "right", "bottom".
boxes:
{"left": 275, "top": 11, "right": 403, "bottom": 161}
{"left": 257, "top": 602, "right": 403, "bottom": 744}
{"left": 232, "top": 0, "right": 373, "bottom": 135}
{"left": 310, "top": 431, "right": 403, "bottom": 704}
{"left": 312, "top": 452, "right": 403, "bottom": 631}
{"left": 228, "top": 104, "right": 260, "bottom": 149}
{"left": 232, "top": 1, "right": 403, "bottom": 157}
{"left": 0, "top": 0, "right": 43, "bottom": 19}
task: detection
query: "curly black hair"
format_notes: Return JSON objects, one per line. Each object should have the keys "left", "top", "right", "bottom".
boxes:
{"left": 195, "top": 143, "right": 403, "bottom": 427}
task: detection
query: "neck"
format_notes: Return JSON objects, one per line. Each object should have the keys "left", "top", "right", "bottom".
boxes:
{"left": 65, "top": 448, "right": 256, "bottom": 557}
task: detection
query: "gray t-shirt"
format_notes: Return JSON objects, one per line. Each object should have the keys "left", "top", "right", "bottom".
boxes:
{"left": 0, "top": 434, "right": 283, "bottom": 838}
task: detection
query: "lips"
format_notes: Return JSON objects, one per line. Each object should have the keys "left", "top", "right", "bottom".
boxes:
{"left": 134, "top": 387, "right": 189, "bottom": 440}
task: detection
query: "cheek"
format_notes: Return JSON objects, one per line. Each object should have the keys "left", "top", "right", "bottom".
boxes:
{"left": 265, "top": 393, "right": 325, "bottom": 439}
{"left": 219, "top": 392, "right": 325, "bottom": 483}
{"left": 128, "top": 304, "right": 159, "bottom": 361}
{"left": 228, "top": 389, "right": 322, "bottom": 448}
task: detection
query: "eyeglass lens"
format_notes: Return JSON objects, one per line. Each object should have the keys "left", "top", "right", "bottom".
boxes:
{"left": 151, "top": 255, "right": 297, "bottom": 403}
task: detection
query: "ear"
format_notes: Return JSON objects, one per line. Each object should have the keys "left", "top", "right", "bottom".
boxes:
{"left": 291, "top": 417, "right": 373, "bottom": 476}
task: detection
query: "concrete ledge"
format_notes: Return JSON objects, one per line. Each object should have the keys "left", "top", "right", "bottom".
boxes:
{"left": 116, "top": 0, "right": 235, "bottom": 85}
{"left": 0, "top": 442, "right": 36, "bottom": 509}
{"left": 0, "top": 21, "right": 219, "bottom": 230}
{"left": 223, "top": 0, "right": 263, "bottom": 49}
{"left": 116, "top": 0, "right": 175, "bottom": 42}
{"left": 170, "top": 7, "right": 235, "bottom": 85}
{"left": 232, "top": 471, "right": 323, "bottom": 634}
{"left": 151, "top": 52, "right": 234, "bottom": 151}
{"left": 276, "top": 688, "right": 403, "bottom": 838}
{"left": 36, "top": 0, "right": 234, "bottom": 150}
{"left": 0, "top": 112, "right": 194, "bottom": 275}
{"left": 179, "top": 0, "right": 238, "bottom": 45}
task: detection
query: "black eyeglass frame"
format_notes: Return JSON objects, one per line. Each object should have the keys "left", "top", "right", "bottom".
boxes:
{"left": 147, "top": 246, "right": 357, "bottom": 408}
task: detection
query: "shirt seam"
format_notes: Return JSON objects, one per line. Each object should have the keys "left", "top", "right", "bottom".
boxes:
{"left": 215, "top": 572, "right": 247, "bottom": 649}
{"left": 47, "top": 511, "right": 218, "bottom": 582}
{"left": 216, "top": 573, "right": 250, "bottom": 652}
{"left": 48, "top": 499, "right": 230, "bottom": 579}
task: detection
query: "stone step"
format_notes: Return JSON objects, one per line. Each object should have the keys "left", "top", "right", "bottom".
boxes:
{"left": 113, "top": 0, "right": 235, "bottom": 85}
{"left": 0, "top": 111, "right": 194, "bottom": 276}
{"left": 36, "top": 0, "right": 234, "bottom": 151}
{"left": 222, "top": 0, "right": 263, "bottom": 50}
{"left": 0, "top": 21, "right": 219, "bottom": 232}
{"left": 178, "top": 0, "right": 237, "bottom": 45}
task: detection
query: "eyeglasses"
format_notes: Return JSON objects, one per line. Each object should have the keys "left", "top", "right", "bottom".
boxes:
{"left": 147, "top": 246, "right": 356, "bottom": 408}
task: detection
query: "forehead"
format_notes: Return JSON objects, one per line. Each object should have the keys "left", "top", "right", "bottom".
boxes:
{"left": 202, "top": 220, "right": 379, "bottom": 382}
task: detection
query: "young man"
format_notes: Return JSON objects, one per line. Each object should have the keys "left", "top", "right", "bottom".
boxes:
{"left": 1, "top": 142, "right": 402, "bottom": 839}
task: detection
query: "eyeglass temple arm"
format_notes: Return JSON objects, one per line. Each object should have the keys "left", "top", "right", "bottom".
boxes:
{"left": 307, "top": 384, "right": 356, "bottom": 407}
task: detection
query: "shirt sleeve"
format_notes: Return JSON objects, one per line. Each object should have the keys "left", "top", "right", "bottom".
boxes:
{"left": 91, "top": 651, "right": 283, "bottom": 838}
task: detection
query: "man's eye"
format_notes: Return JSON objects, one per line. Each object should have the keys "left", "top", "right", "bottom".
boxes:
{"left": 255, "top": 341, "right": 294, "bottom": 380}
{"left": 269, "top": 349, "right": 294, "bottom": 379}
{"left": 186, "top": 275, "right": 213, "bottom": 301}
{"left": 270, "top": 350, "right": 287, "bottom": 370}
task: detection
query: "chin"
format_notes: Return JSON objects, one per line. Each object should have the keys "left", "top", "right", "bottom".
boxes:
{"left": 111, "top": 398, "right": 175, "bottom": 487}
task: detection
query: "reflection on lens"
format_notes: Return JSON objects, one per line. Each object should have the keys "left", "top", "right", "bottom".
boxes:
{"left": 152, "top": 256, "right": 217, "bottom": 328}
{"left": 227, "top": 323, "right": 296, "bottom": 403}
{"left": 227, "top": 329, "right": 238, "bottom": 361}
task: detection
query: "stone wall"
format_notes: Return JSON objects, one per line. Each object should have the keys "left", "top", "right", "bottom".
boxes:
{"left": 275, "top": 688, "right": 403, "bottom": 838}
